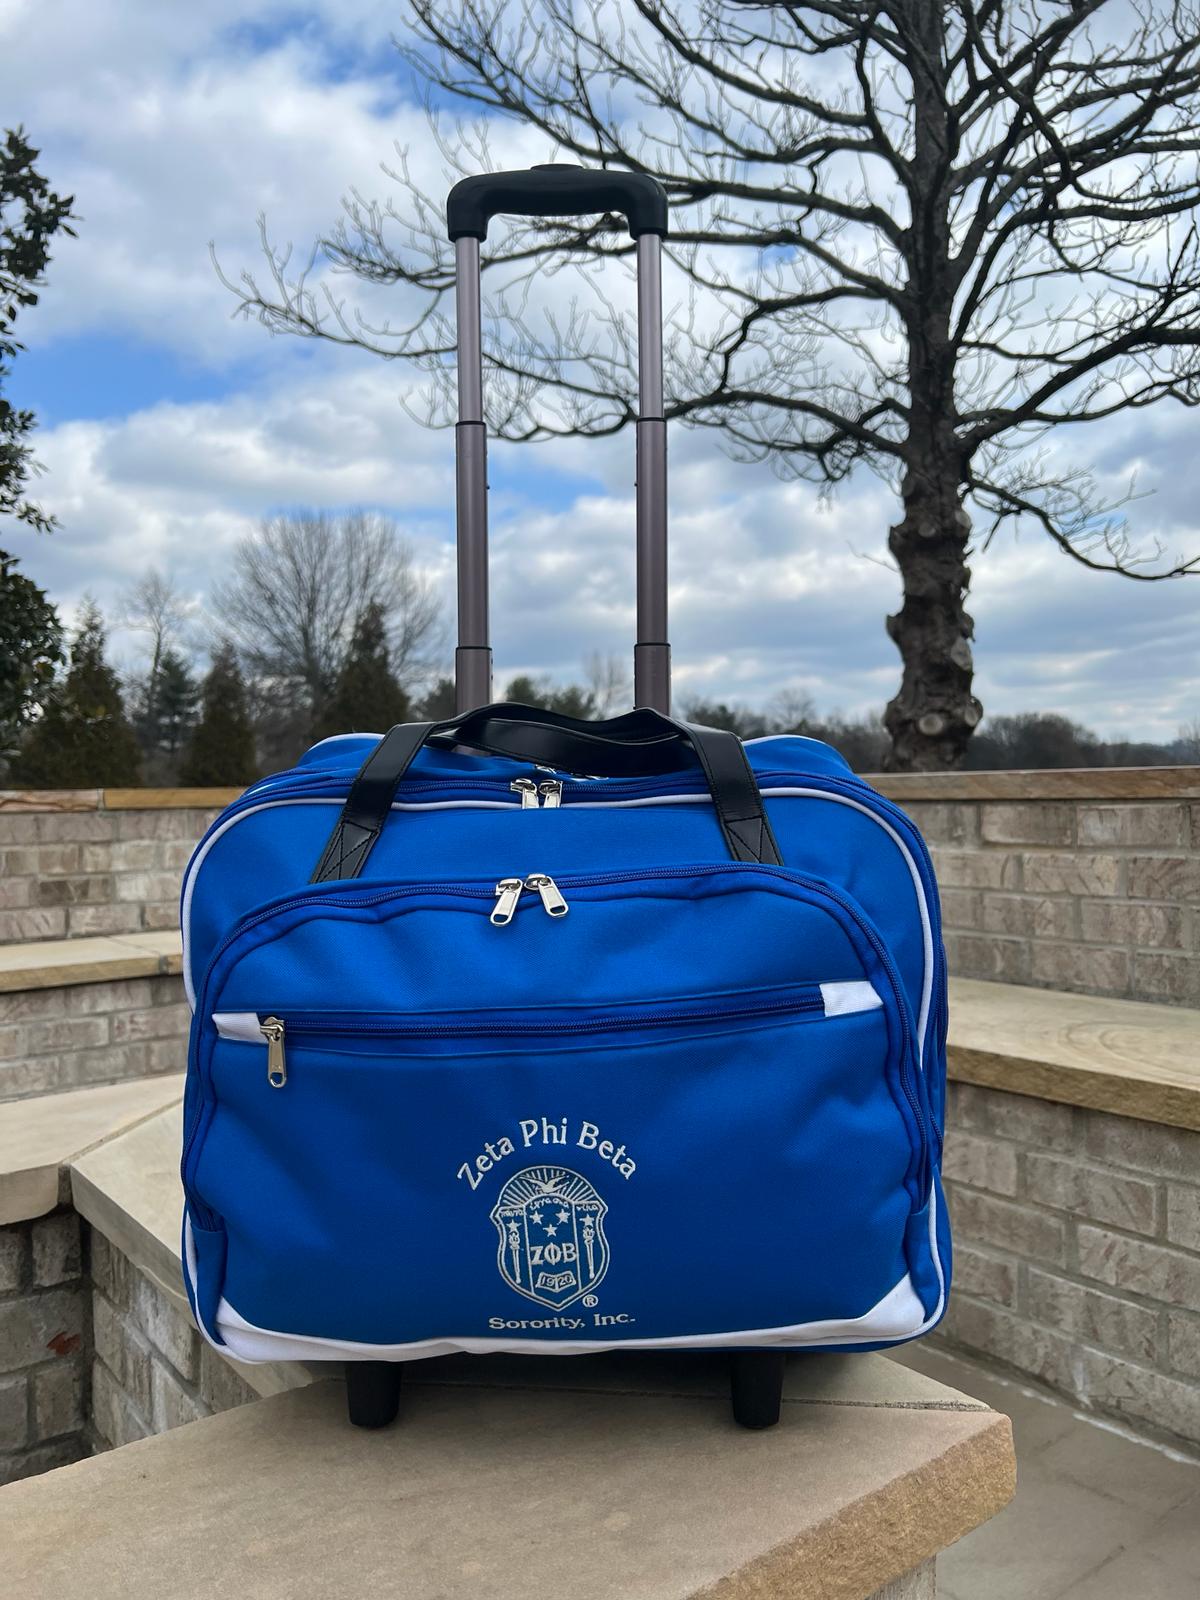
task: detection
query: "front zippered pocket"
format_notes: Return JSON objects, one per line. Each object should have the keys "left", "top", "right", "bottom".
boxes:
{"left": 185, "top": 863, "right": 930, "bottom": 1228}
{"left": 212, "top": 981, "right": 880, "bottom": 1088}
{"left": 189, "top": 988, "right": 931, "bottom": 1352}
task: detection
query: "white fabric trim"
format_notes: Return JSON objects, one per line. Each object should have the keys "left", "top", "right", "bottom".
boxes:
{"left": 183, "top": 1191, "right": 947, "bottom": 1365}
{"left": 213, "top": 990, "right": 880, "bottom": 1038}
{"left": 213, "top": 1012, "right": 263, "bottom": 1043}
{"left": 820, "top": 980, "right": 883, "bottom": 1017}
{"left": 209, "top": 1269, "right": 929, "bottom": 1364}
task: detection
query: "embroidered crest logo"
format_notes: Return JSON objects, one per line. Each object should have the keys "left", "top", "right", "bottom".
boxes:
{"left": 490, "top": 1165, "right": 610, "bottom": 1309}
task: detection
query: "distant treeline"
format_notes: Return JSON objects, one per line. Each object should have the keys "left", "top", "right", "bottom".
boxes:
{"left": 674, "top": 701, "right": 1199, "bottom": 774}
{"left": 1, "top": 512, "right": 1195, "bottom": 787}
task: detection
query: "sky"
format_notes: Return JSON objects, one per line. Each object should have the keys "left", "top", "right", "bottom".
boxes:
{"left": 1, "top": 0, "right": 1197, "bottom": 738}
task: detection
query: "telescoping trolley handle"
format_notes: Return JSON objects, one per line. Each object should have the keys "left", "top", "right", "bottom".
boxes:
{"left": 446, "top": 165, "right": 671, "bottom": 714}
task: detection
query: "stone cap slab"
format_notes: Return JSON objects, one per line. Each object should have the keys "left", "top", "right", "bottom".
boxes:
{"left": 0, "top": 930, "right": 182, "bottom": 992}
{"left": 0, "top": 787, "right": 241, "bottom": 811}
{"left": 3, "top": 767, "right": 1198, "bottom": 809}
{"left": 948, "top": 976, "right": 1200, "bottom": 1131}
{"left": 0, "top": 1359, "right": 1013, "bottom": 1600}
{"left": 872, "top": 764, "right": 1200, "bottom": 801}
{"left": 69, "top": 1100, "right": 187, "bottom": 1294}
{"left": 68, "top": 1099, "right": 313, "bottom": 1401}
{"left": 0, "top": 1073, "right": 183, "bottom": 1225}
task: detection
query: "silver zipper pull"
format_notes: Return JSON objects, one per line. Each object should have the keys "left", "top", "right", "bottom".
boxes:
{"left": 492, "top": 877, "right": 524, "bottom": 925}
{"left": 261, "top": 1016, "right": 287, "bottom": 1088}
{"left": 525, "top": 873, "right": 569, "bottom": 918}
{"left": 510, "top": 778, "right": 539, "bottom": 808}
{"left": 538, "top": 780, "right": 563, "bottom": 808}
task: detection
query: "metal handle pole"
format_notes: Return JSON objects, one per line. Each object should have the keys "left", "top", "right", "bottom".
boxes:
{"left": 634, "top": 233, "right": 669, "bottom": 713}
{"left": 451, "top": 193, "right": 670, "bottom": 716}
{"left": 454, "top": 235, "right": 492, "bottom": 713}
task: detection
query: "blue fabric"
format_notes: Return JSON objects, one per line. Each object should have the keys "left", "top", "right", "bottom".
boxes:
{"left": 181, "top": 733, "right": 950, "bottom": 1352}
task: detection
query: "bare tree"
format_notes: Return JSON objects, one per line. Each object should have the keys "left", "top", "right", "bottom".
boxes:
{"left": 583, "top": 650, "right": 632, "bottom": 716}
{"left": 213, "top": 511, "right": 443, "bottom": 759}
{"left": 122, "top": 570, "right": 193, "bottom": 677}
{"left": 224, "top": 1, "right": 1200, "bottom": 769}
{"left": 121, "top": 569, "right": 195, "bottom": 759}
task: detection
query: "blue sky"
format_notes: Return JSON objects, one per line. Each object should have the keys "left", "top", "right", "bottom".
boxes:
{"left": 1, "top": 0, "right": 1197, "bottom": 737}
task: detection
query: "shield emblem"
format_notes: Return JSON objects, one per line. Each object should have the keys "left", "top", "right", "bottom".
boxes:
{"left": 491, "top": 1165, "right": 610, "bottom": 1309}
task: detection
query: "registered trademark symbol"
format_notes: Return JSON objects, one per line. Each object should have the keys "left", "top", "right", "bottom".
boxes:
{"left": 583, "top": 1294, "right": 598, "bottom": 1308}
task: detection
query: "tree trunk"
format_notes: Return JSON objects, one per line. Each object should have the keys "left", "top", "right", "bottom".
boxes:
{"left": 883, "top": 457, "right": 981, "bottom": 770}
{"left": 883, "top": 5, "right": 981, "bottom": 771}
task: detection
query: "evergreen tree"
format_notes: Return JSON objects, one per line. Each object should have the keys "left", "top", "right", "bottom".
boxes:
{"left": 132, "top": 646, "right": 198, "bottom": 772}
{"left": 154, "top": 650, "right": 199, "bottom": 756}
{"left": 312, "top": 601, "right": 410, "bottom": 738}
{"left": 179, "top": 644, "right": 257, "bottom": 787}
{"left": 415, "top": 675, "right": 456, "bottom": 720}
{"left": 503, "top": 675, "right": 596, "bottom": 719}
{"left": 11, "top": 599, "right": 142, "bottom": 787}
{"left": 2, "top": 128, "right": 77, "bottom": 533}
{"left": 0, "top": 547, "right": 62, "bottom": 759}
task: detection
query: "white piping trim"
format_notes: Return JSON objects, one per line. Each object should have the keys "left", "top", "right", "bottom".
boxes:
{"left": 181, "top": 797, "right": 514, "bottom": 1007}
{"left": 181, "top": 788, "right": 935, "bottom": 1059}
{"left": 206, "top": 1266, "right": 930, "bottom": 1364}
{"left": 551, "top": 788, "right": 933, "bottom": 1060}
{"left": 304, "top": 732, "right": 384, "bottom": 749}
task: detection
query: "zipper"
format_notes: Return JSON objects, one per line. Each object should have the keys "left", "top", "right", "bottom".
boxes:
{"left": 261, "top": 1016, "right": 287, "bottom": 1087}
{"left": 491, "top": 878, "right": 524, "bottom": 925}
{"left": 244, "top": 986, "right": 829, "bottom": 1088}
{"left": 181, "top": 767, "right": 940, "bottom": 1041}
{"left": 491, "top": 873, "right": 569, "bottom": 922}
{"left": 187, "top": 862, "right": 929, "bottom": 1207}
{"left": 510, "top": 777, "right": 563, "bottom": 808}
{"left": 525, "top": 872, "right": 568, "bottom": 916}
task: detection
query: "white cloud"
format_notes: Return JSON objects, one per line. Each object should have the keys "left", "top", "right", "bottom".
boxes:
{"left": 7, "top": 354, "right": 1197, "bottom": 738}
{"left": 1, "top": 1, "right": 1196, "bottom": 743}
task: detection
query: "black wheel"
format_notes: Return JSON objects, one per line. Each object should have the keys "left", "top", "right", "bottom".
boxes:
{"left": 730, "top": 1351, "right": 786, "bottom": 1429}
{"left": 346, "top": 1360, "right": 402, "bottom": 1428}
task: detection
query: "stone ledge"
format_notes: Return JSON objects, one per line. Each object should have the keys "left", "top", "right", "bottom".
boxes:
{"left": 872, "top": 766, "right": 1200, "bottom": 802}
{"left": 67, "top": 1102, "right": 313, "bottom": 1403}
{"left": 947, "top": 977, "right": 1200, "bottom": 1132}
{"left": 0, "top": 931, "right": 183, "bottom": 993}
{"left": 0, "top": 788, "right": 242, "bottom": 813}
{"left": 2, "top": 767, "right": 1197, "bottom": 815}
{"left": 0, "top": 1361, "right": 1013, "bottom": 1600}
{"left": 0, "top": 1075, "right": 184, "bottom": 1226}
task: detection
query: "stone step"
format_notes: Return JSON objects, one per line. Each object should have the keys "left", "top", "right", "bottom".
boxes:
{"left": 0, "top": 1353, "right": 1013, "bottom": 1600}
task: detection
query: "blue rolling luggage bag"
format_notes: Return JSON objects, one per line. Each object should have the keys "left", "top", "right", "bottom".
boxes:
{"left": 180, "top": 166, "right": 951, "bottom": 1429}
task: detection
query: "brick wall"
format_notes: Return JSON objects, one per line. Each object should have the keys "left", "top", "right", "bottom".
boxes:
{"left": 937, "top": 1081, "right": 1200, "bottom": 1453}
{"left": 0, "top": 975, "right": 188, "bottom": 1100}
{"left": 876, "top": 771, "right": 1199, "bottom": 1007}
{"left": 1, "top": 774, "right": 1195, "bottom": 1005}
{"left": 90, "top": 1230, "right": 256, "bottom": 1449}
{"left": 0, "top": 797, "right": 225, "bottom": 944}
{"left": 1, "top": 1216, "right": 263, "bottom": 1480}
{"left": 0, "top": 1211, "right": 88, "bottom": 1484}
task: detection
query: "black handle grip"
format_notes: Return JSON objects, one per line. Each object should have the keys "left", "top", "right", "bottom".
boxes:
{"left": 310, "top": 704, "right": 781, "bottom": 883}
{"left": 439, "top": 703, "right": 692, "bottom": 777}
{"left": 447, "top": 165, "right": 668, "bottom": 242}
